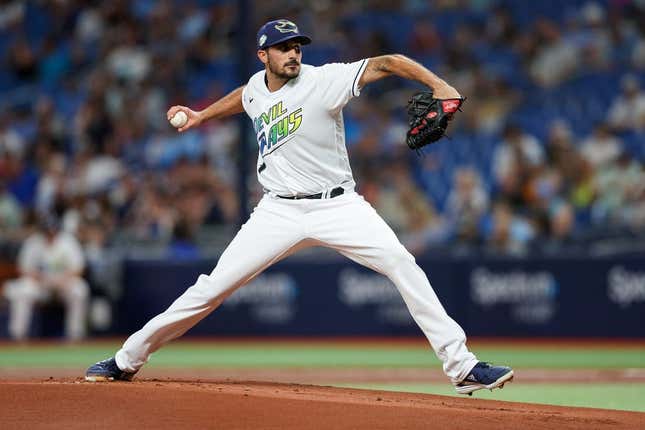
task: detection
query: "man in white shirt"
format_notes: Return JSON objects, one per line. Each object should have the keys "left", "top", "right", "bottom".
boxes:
{"left": 492, "top": 124, "right": 544, "bottom": 190}
{"left": 580, "top": 123, "right": 622, "bottom": 168}
{"left": 3, "top": 216, "right": 89, "bottom": 340}
{"left": 87, "top": 19, "right": 513, "bottom": 395}
{"left": 608, "top": 75, "right": 645, "bottom": 132}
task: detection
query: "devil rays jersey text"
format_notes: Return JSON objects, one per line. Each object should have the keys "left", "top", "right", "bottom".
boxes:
{"left": 242, "top": 60, "right": 368, "bottom": 196}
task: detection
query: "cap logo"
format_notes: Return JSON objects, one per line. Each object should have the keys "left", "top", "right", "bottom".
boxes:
{"left": 259, "top": 34, "right": 267, "bottom": 46}
{"left": 274, "top": 20, "right": 298, "bottom": 34}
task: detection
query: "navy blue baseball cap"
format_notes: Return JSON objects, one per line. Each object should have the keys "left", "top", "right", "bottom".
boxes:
{"left": 257, "top": 19, "right": 312, "bottom": 50}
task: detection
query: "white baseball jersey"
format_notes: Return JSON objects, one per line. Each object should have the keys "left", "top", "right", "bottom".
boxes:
{"left": 7, "top": 232, "right": 89, "bottom": 341}
{"left": 242, "top": 60, "right": 368, "bottom": 196}
{"left": 18, "top": 232, "right": 85, "bottom": 276}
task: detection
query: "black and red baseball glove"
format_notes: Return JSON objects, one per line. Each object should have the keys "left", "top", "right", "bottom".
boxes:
{"left": 406, "top": 91, "right": 464, "bottom": 150}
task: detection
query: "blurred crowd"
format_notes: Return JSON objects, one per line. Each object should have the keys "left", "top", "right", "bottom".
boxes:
{"left": 0, "top": 0, "right": 644, "bottom": 264}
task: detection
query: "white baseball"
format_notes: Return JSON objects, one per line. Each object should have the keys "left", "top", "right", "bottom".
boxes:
{"left": 170, "top": 111, "right": 188, "bottom": 128}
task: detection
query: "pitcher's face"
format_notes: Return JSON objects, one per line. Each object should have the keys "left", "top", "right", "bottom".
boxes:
{"left": 259, "top": 40, "right": 302, "bottom": 79}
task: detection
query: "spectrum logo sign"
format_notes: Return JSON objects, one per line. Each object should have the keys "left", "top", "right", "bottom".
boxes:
{"left": 469, "top": 267, "right": 558, "bottom": 324}
{"left": 607, "top": 266, "right": 645, "bottom": 307}
{"left": 224, "top": 273, "right": 298, "bottom": 324}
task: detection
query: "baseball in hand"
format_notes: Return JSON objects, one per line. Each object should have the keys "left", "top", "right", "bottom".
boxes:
{"left": 170, "top": 111, "right": 188, "bottom": 128}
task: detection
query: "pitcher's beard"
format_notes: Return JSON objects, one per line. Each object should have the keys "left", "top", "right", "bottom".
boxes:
{"left": 268, "top": 57, "right": 300, "bottom": 79}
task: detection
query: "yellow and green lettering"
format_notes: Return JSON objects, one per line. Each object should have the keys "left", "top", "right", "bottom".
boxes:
{"left": 289, "top": 108, "right": 302, "bottom": 133}
{"left": 254, "top": 102, "right": 303, "bottom": 154}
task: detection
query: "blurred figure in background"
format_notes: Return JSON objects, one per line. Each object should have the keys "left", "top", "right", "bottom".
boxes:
{"left": 0, "top": 180, "right": 23, "bottom": 244}
{"left": 492, "top": 124, "right": 544, "bottom": 207}
{"left": 485, "top": 200, "right": 536, "bottom": 255}
{"left": 167, "top": 218, "right": 200, "bottom": 260}
{"left": 607, "top": 74, "right": 645, "bottom": 133}
{"left": 592, "top": 153, "right": 645, "bottom": 228}
{"left": 3, "top": 216, "right": 89, "bottom": 341}
{"left": 580, "top": 123, "right": 622, "bottom": 168}
{"left": 528, "top": 18, "right": 579, "bottom": 87}
{"left": 445, "top": 167, "right": 489, "bottom": 243}
{"left": 378, "top": 161, "right": 450, "bottom": 253}
{"left": 548, "top": 201, "right": 576, "bottom": 245}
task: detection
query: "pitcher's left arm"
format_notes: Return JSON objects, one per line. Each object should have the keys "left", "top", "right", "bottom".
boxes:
{"left": 358, "top": 54, "right": 461, "bottom": 99}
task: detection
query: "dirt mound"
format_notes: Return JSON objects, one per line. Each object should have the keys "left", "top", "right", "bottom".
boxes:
{"left": 4, "top": 367, "right": 645, "bottom": 383}
{"left": 1, "top": 380, "right": 643, "bottom": 429}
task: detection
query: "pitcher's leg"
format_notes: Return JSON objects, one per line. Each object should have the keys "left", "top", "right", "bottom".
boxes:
{"left": 373, "top": 251, "right": 477, "bottom": 383}
{"left": 312, "top": 194, "right": 477, "bottom": 383}
{"left": 116, "top": 198, "right": 307, "bottom": 372}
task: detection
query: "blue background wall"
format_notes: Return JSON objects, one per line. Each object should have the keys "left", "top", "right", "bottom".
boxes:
{"left": 116, "top": 254, "right": 645, "bottom": 337}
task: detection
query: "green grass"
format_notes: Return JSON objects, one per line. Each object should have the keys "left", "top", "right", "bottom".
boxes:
{"left": 334, "top": 382, "right": 645, "bottom": 413}
{"left": 1, "top": 342, "right": 644, "bottom": 369}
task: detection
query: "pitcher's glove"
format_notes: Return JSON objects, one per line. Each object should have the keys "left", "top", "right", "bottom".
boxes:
{"left": 406, "top": 91, "right": 464, "bottom": 150}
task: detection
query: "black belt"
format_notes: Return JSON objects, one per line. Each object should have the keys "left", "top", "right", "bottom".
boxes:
{"left": 277, "top": 187, "right": 344, "bottom": 200}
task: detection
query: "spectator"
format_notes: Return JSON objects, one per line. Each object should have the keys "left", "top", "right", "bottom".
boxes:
{"left": 399, "top": 190, "right": 449, "bottom": 255}
{"left": 0, "top": 1, "right": 25, "bottom": 31}
{"left": 546, "top": 121, "right": 578, "bottom": 178}
{"left": 125, "top": 180, "right": 176, "bottom": 241}
{"left": 3, "top": 216, "right": 89, "bottom": 340}
{"left": 622, "top": 177, "right": 645, "bottom": 230}
{"left": 0, "top": 180, "right": 23, "bottom": 242}
{"left": 580, "top": 123, "right": 622, "bottom": 168}
{"left": 592, "top": 153, "right": 643, "bottom": 225}
{"left": 548, "top": 200, "right": 576, "bottom": 241}
{"left": 607, "top": 75, "right": 645, "bottom": 132}
{"left": 167, "top": 218, "right": 200, "bottom": 260}
{"left": 524, "top": 166, "right": 563, "bottom": 214}
{"left": 409, "top": 18, "right": 441, "bottom": 55}
{"left": 105, "top": 24, "right": 151, "bottom": 84}
{"left": 574, "top": 2, "right": 612, "bottom": 71}
{"left": 34, "top": 151, "right": 66, "bottom": 215}
{"left": 492, "top": 124, "right": 544, "bottom": 205}
{"left": 445, "top": 167, "right": 489, "bottom": 242}
{"left": 542, "top": 200, "right": 577, "bottom": 252}
{"left": 74, "top": 4, "right": 105, "bottom": 44}
{"left": 7, "top": 37, "right": 38, "bottom": 81}
{"left": 0, "top": 113, "right": 26, "bottom": 160}
{"left": 82, "top": 143, "right": 125, "bottom": 195}
{"left": 545, "top": 122, "right": 596, "bottom": 214}
{"left": 529, "top": 19, "right": 579, "bottom": 87}
{"left": 74, "top": 89, "right": 114, "bottom": 154}
{"left": 485, "top": 5, "right": 519, "bottom": 47}
{"left": 485, "top": 200, "right": 536, "bottom": 255}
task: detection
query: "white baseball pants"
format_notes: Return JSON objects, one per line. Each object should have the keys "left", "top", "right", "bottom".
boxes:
{"left": 116, "top": 192, "right": 478, "bottom": 383}
{"left": 4, "top": 277, "right": 89, "bottom": 340}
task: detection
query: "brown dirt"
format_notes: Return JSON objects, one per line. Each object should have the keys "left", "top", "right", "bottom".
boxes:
{"left": 1, "top": 379, "right": 644, "bottom": 430}
{"left": 2, "top": 367, "right": 645, "bottom": 383}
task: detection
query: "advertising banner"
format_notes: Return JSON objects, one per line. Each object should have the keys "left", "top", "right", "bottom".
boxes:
{"left": 117, "top": 255, "right": 645, "bottom": 337}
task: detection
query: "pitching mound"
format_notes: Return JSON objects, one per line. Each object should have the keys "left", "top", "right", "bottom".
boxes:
{"left": 1, "top": 380, "right": 643, "bottom": 429}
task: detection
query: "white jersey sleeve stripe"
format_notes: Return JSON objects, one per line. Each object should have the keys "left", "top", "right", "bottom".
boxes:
{"left": 241, "top": 85, "right": 249, "bottom": 112}
{"left": 351, "top": 59, "right": 369, "bottom": 97}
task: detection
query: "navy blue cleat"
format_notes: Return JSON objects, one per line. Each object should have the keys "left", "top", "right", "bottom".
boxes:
{"left": 85, "top": 357, "right": 137, "bottom": 382}
{"left": 455, "top": 362, "right": 514, "bottom": 395}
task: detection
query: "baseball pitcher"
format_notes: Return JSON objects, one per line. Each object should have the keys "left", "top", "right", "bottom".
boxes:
{"left": 86, "top": 19, "right": 513, "bottom": 395}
